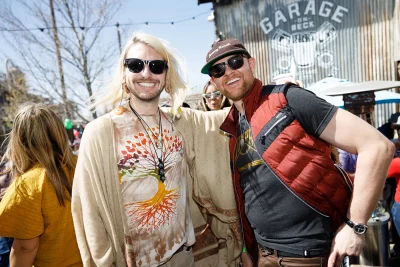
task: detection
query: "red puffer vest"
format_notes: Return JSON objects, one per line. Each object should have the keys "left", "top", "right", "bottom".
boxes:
{"left": 220, "top": 79, "right": 353, "bottom": 262}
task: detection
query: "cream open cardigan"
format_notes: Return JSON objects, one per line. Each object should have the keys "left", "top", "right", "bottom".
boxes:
{"left": 72, "top": 108, "right": 242, "bottom": 267}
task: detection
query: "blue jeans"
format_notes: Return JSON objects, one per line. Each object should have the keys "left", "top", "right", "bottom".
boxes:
{"left": 0, "top": 237, "right": 13, "bottom": 267}
{"left": 392, "top": 201, "right": 400, "bottom": 235}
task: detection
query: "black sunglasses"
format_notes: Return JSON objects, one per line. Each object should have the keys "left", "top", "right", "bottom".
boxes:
{"left": 124, "top": 58, "right": 168, "bottom": 75}
{"left": 208, "top": 54, "right": 247, "bottom": 78}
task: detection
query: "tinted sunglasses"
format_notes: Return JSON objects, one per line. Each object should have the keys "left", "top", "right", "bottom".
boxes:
{"left": 124, "top": 58, "right": 168, "bottom": 75}
{"left": 203, "top": 91, "right": 222, "bottom": 100}
{"left": 208, "top": 54, "right": 247, "bottom": 78}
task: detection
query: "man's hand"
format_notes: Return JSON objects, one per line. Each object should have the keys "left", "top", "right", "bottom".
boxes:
{"left": 273, "top": 77, "right": 304, "bottom": 88}
{"left": 328, "top": 224, "right": 366, "bottom": 267}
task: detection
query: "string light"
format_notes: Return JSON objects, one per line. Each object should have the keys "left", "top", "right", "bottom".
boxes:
{"left": 0, "top": 9, "right": 212, "bottom": 33}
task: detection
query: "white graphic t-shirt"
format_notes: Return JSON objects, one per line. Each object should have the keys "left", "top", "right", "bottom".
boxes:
{"left": 111, "top": 109, "right": 195, "bottom": 267}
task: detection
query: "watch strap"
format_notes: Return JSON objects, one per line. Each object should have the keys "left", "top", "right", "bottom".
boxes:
{"left": 344, "top": 216, "right": 355, "bottom": 228}
{"left": 344, "top": 216, "right": 368, "bottom": 234}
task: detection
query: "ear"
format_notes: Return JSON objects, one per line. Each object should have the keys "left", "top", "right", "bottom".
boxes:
{"left": 164, "top": 78, "right": 171, "bottom": 93}
{"left": 248, "top": 57, "right": 256, "bottom": 74}
{"left": 121, "top": 77, "right": 130, "bottom": 94}
{"left": 124, "top": 84, "right": 130, "bottom": 94}
{"left": 162, "top": 69, "right": 170, "bottom": 93}
{"left": 210, "top": 77, "right": 217, "bottom": 87}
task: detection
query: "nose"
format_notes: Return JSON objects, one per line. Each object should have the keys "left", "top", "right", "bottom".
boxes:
{"left": 141, "top": 64, "right": 152, "bottom": 78}
{"left": 209, "top": 95, "right": 218, "bottom": 100}
{"left": 224, "top": 63, "right": 234, "bottom": 76}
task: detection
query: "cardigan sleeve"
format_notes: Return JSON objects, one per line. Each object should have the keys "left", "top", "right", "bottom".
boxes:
{"left": 72, "top": 117, "right": 126, "bottom": 267}
{"left": 174, "top": 108, "right": 242, "bottom": 265}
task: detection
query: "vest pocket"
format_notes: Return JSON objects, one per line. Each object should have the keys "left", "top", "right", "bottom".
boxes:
{"left": 259, "top": 107, "right": 294, "bottom": 148}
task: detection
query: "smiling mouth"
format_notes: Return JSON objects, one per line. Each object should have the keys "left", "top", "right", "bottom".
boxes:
{"left": 138, "top": 82, "right": 157, "bottom": 87}
{"left": 226, "top": 77, "right": 240, "bottom": 85}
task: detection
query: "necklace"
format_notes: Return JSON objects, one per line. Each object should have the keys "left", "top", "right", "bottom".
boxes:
{"left": 239, "top": 112, "right": 245, "bottom": 147}
{"left": 129, "top": 104, "right": 166, "bottom": 182}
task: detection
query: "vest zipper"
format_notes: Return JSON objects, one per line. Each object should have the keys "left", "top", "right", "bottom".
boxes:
{"left": 262, "top": 114, "right": 287, "bottom": 138}
{"left": 244, "top": 117, "right": 330, "bottom": 218}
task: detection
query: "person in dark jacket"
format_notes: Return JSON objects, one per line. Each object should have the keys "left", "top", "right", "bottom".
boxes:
{"left": 378, "top": 112, "right": 400, "bottom": 140}
{"left": 201, "top": 39, "right": 395, "bottom": 267}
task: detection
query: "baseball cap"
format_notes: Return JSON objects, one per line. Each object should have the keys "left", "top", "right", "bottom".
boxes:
{"left": 201, "top": 39, "right": 251, "bottom": 74}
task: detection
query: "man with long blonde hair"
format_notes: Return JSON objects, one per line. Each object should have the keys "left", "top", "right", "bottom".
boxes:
{"left": 72, "top": 32, "right": 243, "bottom": 267}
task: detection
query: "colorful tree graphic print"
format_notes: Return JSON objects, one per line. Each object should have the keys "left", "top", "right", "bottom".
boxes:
{"left": 118, "top": 126, "right": 184, "bottom": 232}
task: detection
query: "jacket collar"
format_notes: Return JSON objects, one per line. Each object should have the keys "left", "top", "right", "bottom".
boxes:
{"left": 220, "top": 78, "right": 263, "bottom": 136}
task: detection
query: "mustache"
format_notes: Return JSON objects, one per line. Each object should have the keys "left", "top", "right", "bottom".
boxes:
{"left": 126, "top": 79, "right": 165, "bottom": 92}
{"left": 133, "top": 78, "right": 160, "bottom": 83}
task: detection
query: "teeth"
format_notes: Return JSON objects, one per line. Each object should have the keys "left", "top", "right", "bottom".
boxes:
{"left": 227, "top": 78, "right": 240, "bottom": 85}
{"left": 138, "top": 82, "right": 156, "bottom": 87}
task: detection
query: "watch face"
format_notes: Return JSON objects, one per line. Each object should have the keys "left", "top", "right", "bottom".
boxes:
{"left": 354, "top": 224, "right": 367, "bottom": 234}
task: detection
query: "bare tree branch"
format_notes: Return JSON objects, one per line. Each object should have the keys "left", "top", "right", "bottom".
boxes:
{"left": 0, "top": 0, "right": 122, "bottom": 121}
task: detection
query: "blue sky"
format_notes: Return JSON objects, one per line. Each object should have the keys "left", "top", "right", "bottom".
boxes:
{"left": 0, "top": 0, "right": 215, "bottom": 95}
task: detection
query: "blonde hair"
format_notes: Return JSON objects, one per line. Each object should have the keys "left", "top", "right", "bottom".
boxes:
{"left": 89, "top": 32, "right": 187, "bottom": 114}
{"left": 1, "top": 103, "right": 76, "bottom": 206}
{"left": 201, "top": 81, "right": 231, "bottom": 111}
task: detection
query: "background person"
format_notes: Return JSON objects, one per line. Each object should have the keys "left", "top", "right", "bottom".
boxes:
{"left": 385, "top": 118, "right": 400, "bottom": 256}
{"left": 0, "top": 156, "right": 12, "bottom": 267}
{"left": 0, "top": 236, "right": 12, "bottom": 267}
{"left": 0, "top": 103, "right": 82, "bottom": 267}
{"left": 378, "top": 112, "right": 400, "bottom": 140}
{"left": 387, "top": 155, "right": 400, "bottom": 255}
{"left": 201, "top": 81, "right": 231, "bottom": 111}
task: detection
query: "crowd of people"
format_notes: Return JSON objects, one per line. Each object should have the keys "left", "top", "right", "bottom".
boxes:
{"left": 0, "top": 32, "right": 398, "bottom": 267}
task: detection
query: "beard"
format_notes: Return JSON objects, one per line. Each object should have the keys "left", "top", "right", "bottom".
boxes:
{"left": 127, "top": 82, "right": 165, "bottom": 103}
{"left": 223, "top": 83, "right": 252, "bottom": 102}
{"left": 215, "top": 70, "right": 255, "bottom": 102}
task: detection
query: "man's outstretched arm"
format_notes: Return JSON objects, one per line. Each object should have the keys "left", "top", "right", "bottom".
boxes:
{"left": 319, "top": 108, "right": 395, "bottom": 267}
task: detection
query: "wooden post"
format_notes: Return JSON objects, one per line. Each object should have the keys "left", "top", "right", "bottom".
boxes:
{"left": 49, "top": 0, "right": 69, "bottom": 118}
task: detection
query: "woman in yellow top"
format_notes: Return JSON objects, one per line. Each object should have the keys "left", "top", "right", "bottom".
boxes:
{"left": 0, "top": 103, "right": 82, "bottom": 267}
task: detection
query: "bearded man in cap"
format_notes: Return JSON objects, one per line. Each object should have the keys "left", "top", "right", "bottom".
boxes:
{"left": 201, "top": 39, "right": 395, "bottom": 267}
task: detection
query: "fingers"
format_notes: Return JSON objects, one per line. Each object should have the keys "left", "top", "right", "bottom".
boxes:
{"left": 329, "top": 248, "right": 347, "bottom": 267}
{"left": 335, "top": 254, "right": 345, "bottom": 267}
{"left": 327, "top": 249, "right": 337, "bottom": 267}
{"left": 295, "top": 80, "right": 304, "bottom": 88}
{"left": 272, "top": 77, "right": 304, "bottom": 88}
{"left": 275, "top": 79, "right": 304, "bottom": 88}
{"left": 274, "top": 79, "right": 291, "bottom": 85}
